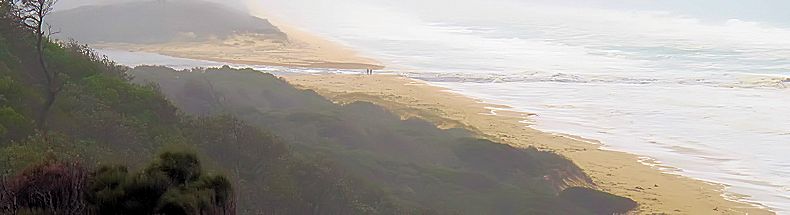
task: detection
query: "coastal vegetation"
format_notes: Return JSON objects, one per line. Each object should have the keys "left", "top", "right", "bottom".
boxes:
{"left": 0, "top": 0, "right": 637, "bottom": 214}
{"left": 1, "top": 150, "right": 234, "bottom": 214}
{"left": 48, "top": 0, "right": 286, "bottom": 44}
{"left": 132, "top": 66, "right": 639, "bottom": 214}
{"left": 0, "top": 2, "right": 395, "bottom": 213}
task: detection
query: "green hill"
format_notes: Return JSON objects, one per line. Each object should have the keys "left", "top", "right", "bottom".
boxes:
{"left": 131, "top": 66, "right": 639, "bottom": 214}
{"left": 0, "top": 8, "right": 398, "bottom": 214}
{"left": 1, "top": 1, "right": 637, "bottom": 213}
{"left": 48, "top": 0, "right": 286, "bottom": 44}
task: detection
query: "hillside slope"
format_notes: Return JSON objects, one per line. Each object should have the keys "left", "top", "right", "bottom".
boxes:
{"left": 132, "top": 66, "right": 639, "bottom": 214}
{"left": 48, "top": 0, "right": 285, "bottom": 44}
{"left": 0, "top": 13, "right": 398, "bottom": 214}
{"left": 2, "top": 1, "right": 637, "bottom": 213}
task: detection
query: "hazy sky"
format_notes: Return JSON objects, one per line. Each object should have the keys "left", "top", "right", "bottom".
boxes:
{"left": 551, "top": 0, "right": 790, "bottom": 25}
{"left": 54, "top": 0, "right": 790, "bottom": 28}
{"left": 245, "top": 0, "right": 790, "bottom": 27}
{"left": 56, "top": 0, "right": 249, "bottom": 11}
{"left": 238, "top": 0, "right": 790, "bottom": 76}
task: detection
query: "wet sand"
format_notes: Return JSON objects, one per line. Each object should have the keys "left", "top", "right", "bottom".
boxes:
{"left": 93, "top": 32, "right": 383, "bottom": 70}
{"left": 284, "top": 74, "right": 774, "bottom": 215}
{"left": 92, "top": 15, "right": 775, "bottom": 214}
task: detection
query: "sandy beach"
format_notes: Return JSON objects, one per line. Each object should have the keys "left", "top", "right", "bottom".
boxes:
{"left": 94, "top": 14, "right": 776, "bottom": 214}
{"left": 93, "top": 31, "right": 383, "bottom": 70}
{"left": 283, "top": 74, "right": 774, "bottom": 215}
{"left": 102, "top": 34, "right": 777, "bottom": 214}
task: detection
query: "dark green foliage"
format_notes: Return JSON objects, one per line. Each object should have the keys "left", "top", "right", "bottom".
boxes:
{"left": 87, "top": 165, "right": 129, "bottom": 213}
{"left": 560, "top": 187, "right": 639, "bottom": 215}
{"left": 0, "top": 13, "right": 402, "bottom": 214}
{"left": 0, "top": 151, "right": 234, "bottom": 214}
{"left": 132, "top": 66, "right": 639, "bottom": 214}
{"left": 195, "top": 175, "right": 233, "bottom": 208}
{"left": 87, "top": 151, "right": 234, "bottom": 215}
{"left": 185, "top": 116, "right": 401, "bottom": 214}
{"left": 0, "top": 5, "right": 637, "bottom": 213}
{"left": 120, "top": 170, "right": 172, "bottom": 214}
{"left": 0, "top": 134, "right": 112, "bottom": 177}
{"left": 0, "top": 106, "right": 33, "bottom": 142}
{"left": 150, "top": 151, "right": 203, "bottom": 185}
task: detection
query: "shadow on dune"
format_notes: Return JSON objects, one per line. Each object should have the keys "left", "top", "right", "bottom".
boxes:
{"left": 131, "top": 66, "right": 638, "bottom": 214}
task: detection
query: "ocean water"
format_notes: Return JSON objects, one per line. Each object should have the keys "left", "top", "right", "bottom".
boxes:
{"left": 249, "top": 0, "right": 790, "bottom": 212}
{"left": 98, "top": 0, "right": 790, "bottom": 212}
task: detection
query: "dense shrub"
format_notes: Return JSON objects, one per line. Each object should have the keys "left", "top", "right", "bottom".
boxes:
{"left": 0, "top": 151, "right": 235, "bottom": 214}
{"left": 0, "top": 159, "right": 89, "bottom": 214}
{"left": 560, "top": 187, "right": 639, "bottom": 215}
{"left": 132, "top": 66, "right": 639, "bottom": 214}
{"left": 88, "top": 151, "right": 235, "bottom": 215}
{"left": 0, "top": 106, "right": 33, "bottom": 142}
{"left": 0, "top": 2, "right": 637, "bottom": 213}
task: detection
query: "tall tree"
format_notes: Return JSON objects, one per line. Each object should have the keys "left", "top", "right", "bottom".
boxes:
{"left": 12, "top": 0, "right": 60, "bottom": 130}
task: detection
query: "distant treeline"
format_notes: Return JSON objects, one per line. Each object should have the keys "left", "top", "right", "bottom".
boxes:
{"left": 48, "top": 0, "right": 286, "bottom": 44}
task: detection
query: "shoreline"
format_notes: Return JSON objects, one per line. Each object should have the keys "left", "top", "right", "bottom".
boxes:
{"left": 283, "top": 74, "right": 775, "bottom": 215}
{"left": 99, "top": 43, "right": 777, "bottom": 213}
{"left": 89, "top": 15, "right": 777, "bottom": 213}
{"left": 92, "top": 28, "right": 384, "bottom": 70}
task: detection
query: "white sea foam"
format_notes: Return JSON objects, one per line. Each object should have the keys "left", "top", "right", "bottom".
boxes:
{"left": 104, "top": 47, "right": 790, "bottom": 212}
{"left": 252, "top": 1, "right": 790, "bottom": 212}
{"left": 428, "top": 81, "right": 790, "bottom": 212}
{"left": 103, "top": 0, "right": 790, "bottom": 212}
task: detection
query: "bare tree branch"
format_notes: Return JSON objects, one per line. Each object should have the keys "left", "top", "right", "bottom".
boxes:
{"left": 44, "top": 22, "right": 57, "bottom": 37}
{"left": 10, "top": 0, "right": 61, "bottom": 131}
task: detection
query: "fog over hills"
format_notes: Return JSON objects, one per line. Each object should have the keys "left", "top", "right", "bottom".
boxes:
{"left": 49, "top": 0, "right": 285, "bottom": 44}
{"left": 129, "top": 66, "right": 639, "bottom": 214}
{"left": 55, "top": 0, "right": 249, "bottom": 12}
